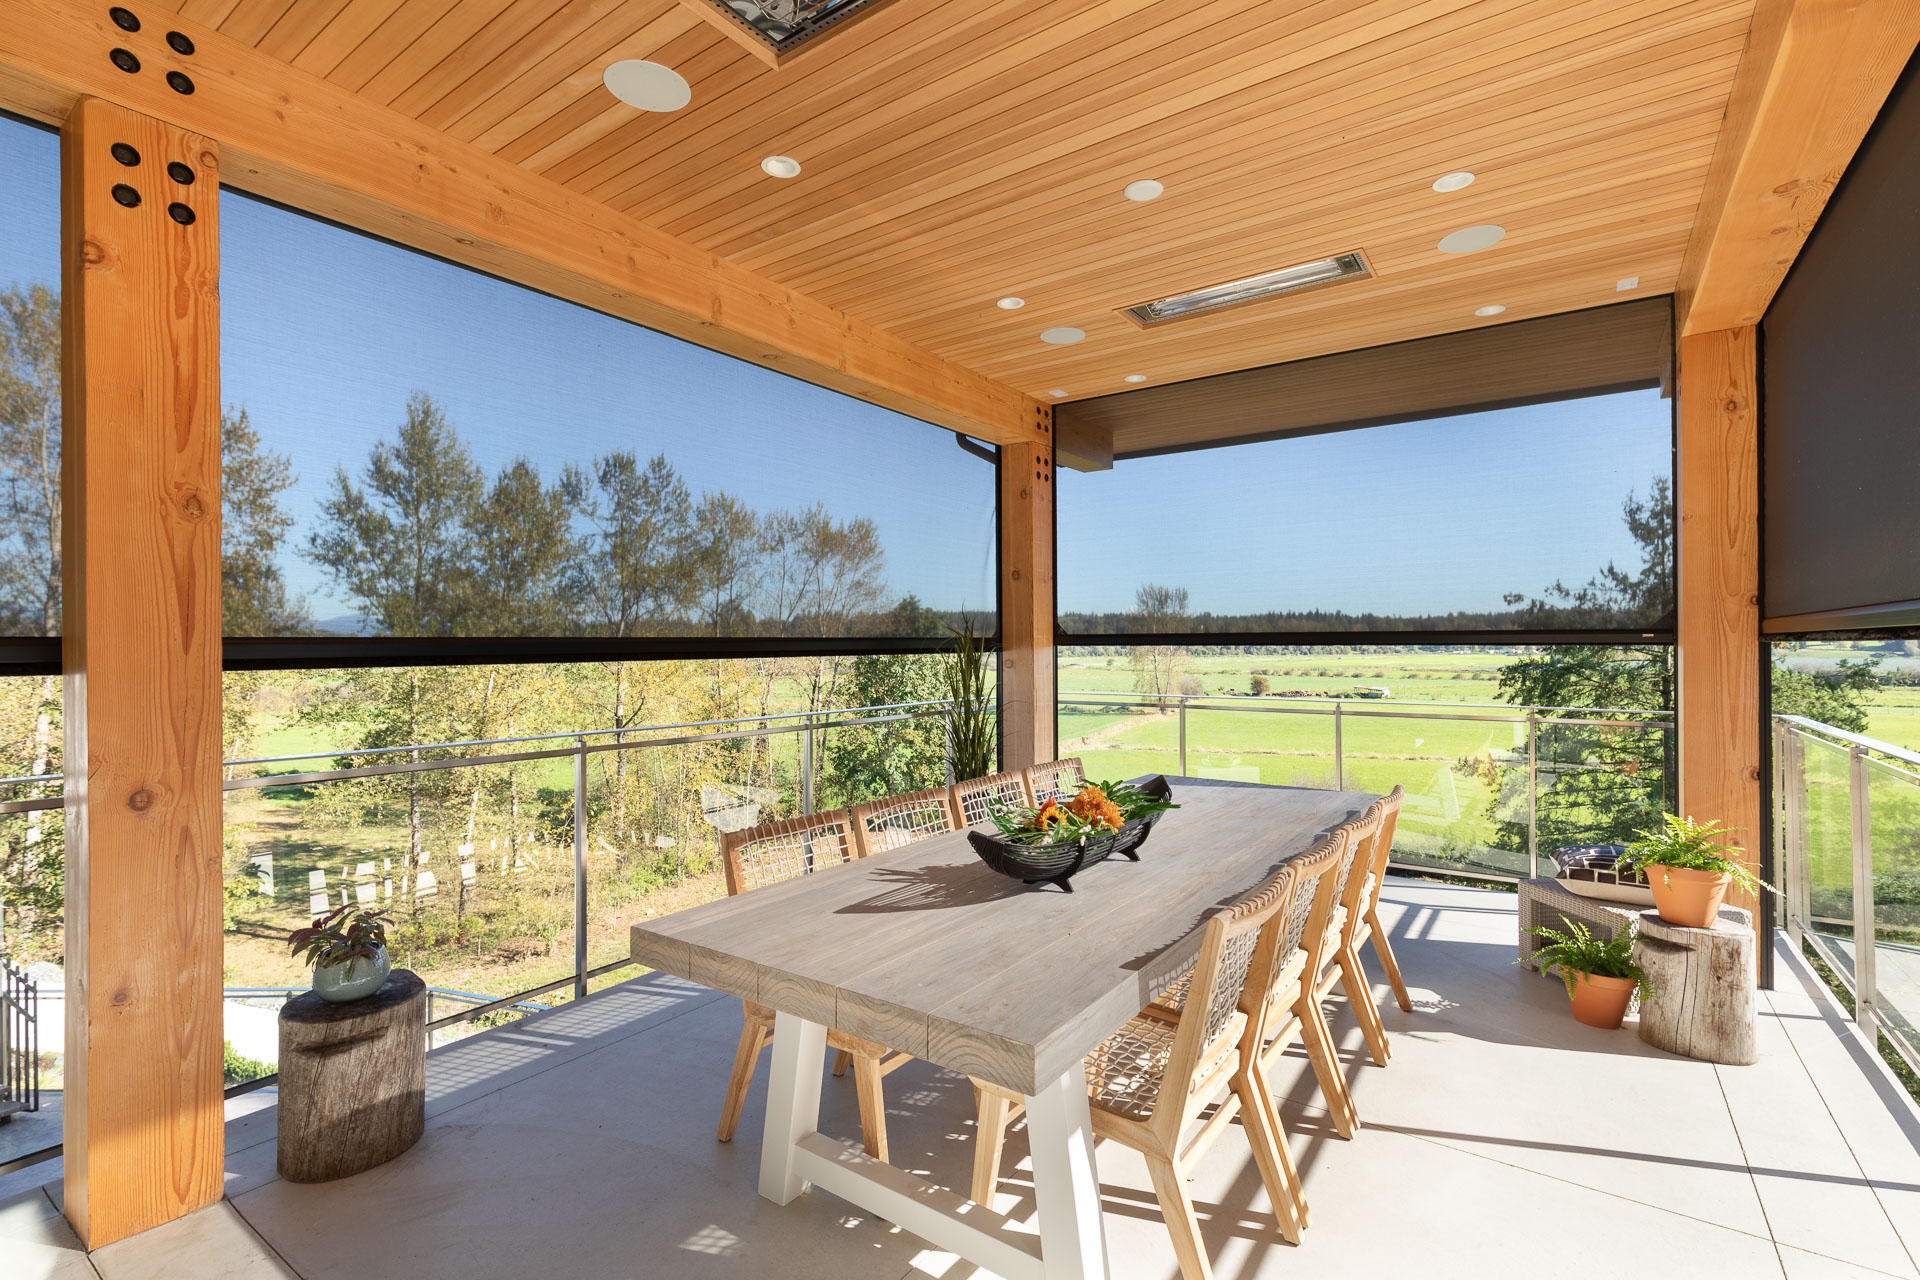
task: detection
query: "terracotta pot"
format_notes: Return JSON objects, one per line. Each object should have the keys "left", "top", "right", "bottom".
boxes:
{"left": 1567, "top": 971, "right": 1637, "bottom": 1029}
{"left": 1647, "top": 865, "right": 1731, "bottom": 928}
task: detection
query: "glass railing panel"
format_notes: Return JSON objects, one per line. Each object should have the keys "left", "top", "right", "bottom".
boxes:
{"left": 1057, "top": 697, "right": 1179, "bottom": 782}
{"left": 1183, "top": 703, "right": 1336, "bottom": 789}
{"left": 0, "top": 799, "right": 63, "bottom": 1171}
{"left": 1342, "top": 707, "right": 1527, "bottom": 878}
{"left": 1802, "top": 734, "right": 1859, "bottom": 981}
{"left": 224, "top": 757, "right": 580, "bottom": 1063}
{"left": 1868, "top": 756, "right": 1920, "bottom": 1059}
{"left": 1532, "top": 716, "right": 1675, "bottom": 860}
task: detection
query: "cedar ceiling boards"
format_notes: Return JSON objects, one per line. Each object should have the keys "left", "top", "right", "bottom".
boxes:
{"left": 144, "top": 0, "right": 1759, "bottom": 399}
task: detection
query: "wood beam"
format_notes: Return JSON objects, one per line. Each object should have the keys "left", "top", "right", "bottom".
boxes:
{"left": 60, "top": 95, "right": 225, "bottom": 1249}
{"left": 1676, "top": 326, "right": 1763, "bottom": 921}
{"left": 0, "top": 0, "right": 1040, "bottom": 447}
{"left": 1677, "top": 0, "right": 1920, "bottom": 334}
{"left": 1000, "top": 404, "right": 1056, "bottom": 770}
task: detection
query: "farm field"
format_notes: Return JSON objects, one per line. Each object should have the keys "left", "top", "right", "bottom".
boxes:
{"left": 1058, "top": 646, "right": 1663, "bottom": 879}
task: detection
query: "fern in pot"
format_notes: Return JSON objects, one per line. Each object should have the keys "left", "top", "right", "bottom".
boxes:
{"left": 1523, "top": 918, "right": 1651, "bottom": 1029}
{"left": 1622, "top": 814, "right": 1775, "bottom": 929}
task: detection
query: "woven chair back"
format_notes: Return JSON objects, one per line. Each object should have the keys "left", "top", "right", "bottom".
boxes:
{"left": 719, "top": 810, "right": 860, "bottom": 897}
{"left": 948, "top": 770, "right": 1035, "bottom": 828}
{"left": 849, "top": 787, "right": 958, "bottom": 856}
{"left": 1025, "top": 758, "right": 1088, "bottom": 804}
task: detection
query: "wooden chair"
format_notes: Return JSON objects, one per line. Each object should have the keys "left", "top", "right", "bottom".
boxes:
{"left": 715, "top": 810, "right": 899, "bottom": 1160}
{"left": 1149, "top": 824, "right": 1362, "bottom": 1140}
{"left": 1024, "top": 757, "right": 1087, "bottom": 804}
{"left": 849, "top": 786, "right": 958, "bottom": 855}
{"left": 948, "top": 769, "right": 1034, "bottom": 827}
{"left": 1320, "top": 788, "right": 1409, "bottom": 1067}
{"left": 975, "top": 864, "right": 1308, "bottom": 1273}
{"left": 1349, "top": 785, "right": 1411, "bottom": 1015}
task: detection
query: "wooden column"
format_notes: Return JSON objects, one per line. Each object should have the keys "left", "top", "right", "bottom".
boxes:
{"left": 61, "top": 96, "right": 223, "bottom": 1248}
{"left": 1676, "top": 326, "right": 1763, "bottom": 920}
{"left": 1000, "top": 404, "right": 1056, "bottom": 770}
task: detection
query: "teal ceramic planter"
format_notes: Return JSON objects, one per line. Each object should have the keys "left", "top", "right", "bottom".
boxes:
{"left": 312, "top": 946, "right": 392, "bottom": 1003}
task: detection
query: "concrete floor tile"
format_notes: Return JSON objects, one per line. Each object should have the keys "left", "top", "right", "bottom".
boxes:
{"left": 89, "top": 1202, "right": 294, "bottom": 1280}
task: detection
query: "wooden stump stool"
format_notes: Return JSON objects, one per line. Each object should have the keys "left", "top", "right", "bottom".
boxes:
{"left": 278, "top": 968, "right": 427, "bottom": 1183}
{"left": 1632, "top": 907, "right": 1757, "bottom": 1065}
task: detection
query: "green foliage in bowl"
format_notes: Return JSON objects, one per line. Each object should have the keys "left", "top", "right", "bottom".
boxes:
{"left": 1621, "top": 813, "right": 1776, "bottom": 897}
{"left": 1522, "top": 917, "right": 1652, "bottom": 1001}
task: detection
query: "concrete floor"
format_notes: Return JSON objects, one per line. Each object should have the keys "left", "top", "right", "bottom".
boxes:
{"left": 7, "top": 879, "right": 1920, "bottom": 1280}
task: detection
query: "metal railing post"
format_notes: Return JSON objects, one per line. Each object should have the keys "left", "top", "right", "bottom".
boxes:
{"left": 1792, "top": 730, "right": 1812, "bottom": 944}
{"left": 1527, "top": 712, "right": 1539, "bottom": 879}
{"left": 942, "top": 710, "right": 955, "bottom": 787}
{"left": 801, "top": 718, "right": 815, "bottom": 816}
{"left": 1178, "top": 696, "right": 1188, "bottom": 778}
{"left": 1333, "top": 701, "right": 1345, "bottom": 791}
{"left": 573, "top": 737, "right": 589, "bottom": 1002}
{"left": 1851, "top": 743, "right": 1878, "bottom": 1039}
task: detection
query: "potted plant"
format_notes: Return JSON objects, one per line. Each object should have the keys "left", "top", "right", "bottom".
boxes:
{"left": 944, "top": 617, "right": 996, "bottom": 780}
{"left": 1622, "top": 814, "right": 1775, "bottom": 929}
{"left": 289, "top": 905, "right": 393, "bottom": 1003}
{"left": 1523, "top": 918, "right": 1650, "bottom": 1029}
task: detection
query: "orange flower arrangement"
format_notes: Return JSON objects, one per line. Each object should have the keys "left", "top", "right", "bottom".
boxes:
{"left": 1064, "top": 784, "right": 1124, "bottom": 832}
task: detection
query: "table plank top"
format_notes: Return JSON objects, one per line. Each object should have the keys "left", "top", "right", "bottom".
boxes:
{"left": 631, "top": 779, "right": 1376, "bottom": 1094}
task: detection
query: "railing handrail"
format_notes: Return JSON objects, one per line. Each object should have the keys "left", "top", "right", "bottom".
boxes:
{"left": 0, "top": 699, "right": 958, "bottom": 796}
{"left": 1774, "top": 713, "right": 1920, "bottom": 770}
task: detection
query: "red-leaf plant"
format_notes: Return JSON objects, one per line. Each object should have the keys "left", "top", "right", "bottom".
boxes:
{"left": 288, "top": 905, "right": 391, "bottom": 970}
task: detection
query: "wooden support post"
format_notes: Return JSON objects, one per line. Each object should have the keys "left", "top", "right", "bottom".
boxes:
{"left": 1000, "top": 403, "right": 1056, "bottom": 771}
{"left": 1677, "top": 326, "right": 1763, "bottom": 922}
{"left": 61, "top": 96, "right": 223, "bottom": 1248}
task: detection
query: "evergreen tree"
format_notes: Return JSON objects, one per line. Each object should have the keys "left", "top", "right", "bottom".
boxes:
{"left": 461, "top": 458, "right": 581, "bottom": 635}
{"left": 221, "top": 407, "right": 311, "bottom": 635}
{"left": 306, "top": 392, "right": 484, "bottom": 636}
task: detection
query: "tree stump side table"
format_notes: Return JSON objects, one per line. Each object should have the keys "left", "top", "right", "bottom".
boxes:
{"left": 278, "top": 968, "right": 427, "bottom": 1183}
{"left": 1632, "top": 906, "right": 1757, "bottom": 1065}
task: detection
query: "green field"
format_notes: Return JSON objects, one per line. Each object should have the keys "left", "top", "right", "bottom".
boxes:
{"left": 1057, "top": 647, "right": 1648, "bottom": 879}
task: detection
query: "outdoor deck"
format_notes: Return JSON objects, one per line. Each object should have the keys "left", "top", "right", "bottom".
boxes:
{"left": 6, "top": 880, "right": 1919, "bottom": 1280}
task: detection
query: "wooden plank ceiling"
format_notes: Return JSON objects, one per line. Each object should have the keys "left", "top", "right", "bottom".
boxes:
{"left": 151, "top": 0, "right": 1758, "bottom": 404}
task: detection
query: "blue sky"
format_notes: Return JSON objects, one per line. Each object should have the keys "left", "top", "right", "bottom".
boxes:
{"left": 1059, "top": 389, "right": 1672, "bottom": 618}
{"left": 1, "top": 114, "right": 1671, "bottom": 628}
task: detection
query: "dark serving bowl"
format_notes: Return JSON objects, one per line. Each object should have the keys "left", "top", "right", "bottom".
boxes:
{"left": 966, "top": 775, "right": 1173, "bottom": 891}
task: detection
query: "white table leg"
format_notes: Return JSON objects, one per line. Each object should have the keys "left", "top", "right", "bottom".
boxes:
{"left": 759, "top": 1011, "right": 827, "bottom": 1204}
{"left": 1023, "top": 1064, "right": 1111, "bottom": 1280}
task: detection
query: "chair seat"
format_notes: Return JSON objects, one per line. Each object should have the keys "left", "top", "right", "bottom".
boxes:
{"left": 1086, "top": 1008, "right": 1245, "bottom": 1123}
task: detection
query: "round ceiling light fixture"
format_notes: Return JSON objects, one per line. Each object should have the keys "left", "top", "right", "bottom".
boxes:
{"left": 1040, "top": 327, "right": 1086, "bottom": 345}
{"left": 1123, "top": 374, "right": 1147, "bottom": 383}
{"left": 603, "top": 60, "right": 691, "bottom": 112}
{"left": 1431, "top": 170, "right": 1475, "bottom": 192}
{"left": 996, "top": 296, "right": 1026, "bottom": 310}
{"left": 1123, "top": 179, "right": 1164, "bottom": 202}
{"left": 761, "top": 155, "right": 802, "bottom": 179}
{"left": 1438, "top": 224, "right": 1506, "bottom": 254}
{"left": 1473, "top": 304, "right": 1507, "bottom": 317}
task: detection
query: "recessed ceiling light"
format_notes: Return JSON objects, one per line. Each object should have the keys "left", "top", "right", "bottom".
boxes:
{"left": 1437, "top": 224, "right": 1506, "bottom": 254}
{"left": 1616, "top": 276, "right": 1640, "bottom": 291}
{"left": 603, "top": 60, "right": 691, "bottom": 112}
{"left": 1049, "top": 389, "right": 1068, "bottom": 397}
{"left": 996, "top": 297, "right": 1025, "bottom": 310}
{"left": 1124, "top": 251, "right": 1371, "bottom": 325}
{"left": 1040, "top": 327, "right": 1086, "bottom": 345}
{"left": 1123, "top": 374, "right": 1147, "bottom": 383}
{"left": 1473, "top": 304, "right": 1506, "bottom": 317}
{"left": 760, "top": 155, "right": 802, "bottom": 179}
{"left": 1431, "top": 171, "right": 1475, "bottom": 193}
{"left": 1123, "top": 179, "right": 1164, "bottom": 203}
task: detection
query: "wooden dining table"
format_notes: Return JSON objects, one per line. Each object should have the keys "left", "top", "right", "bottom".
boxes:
{"left": 630, "top": 778, "right": 1376, "bottom": 1280}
